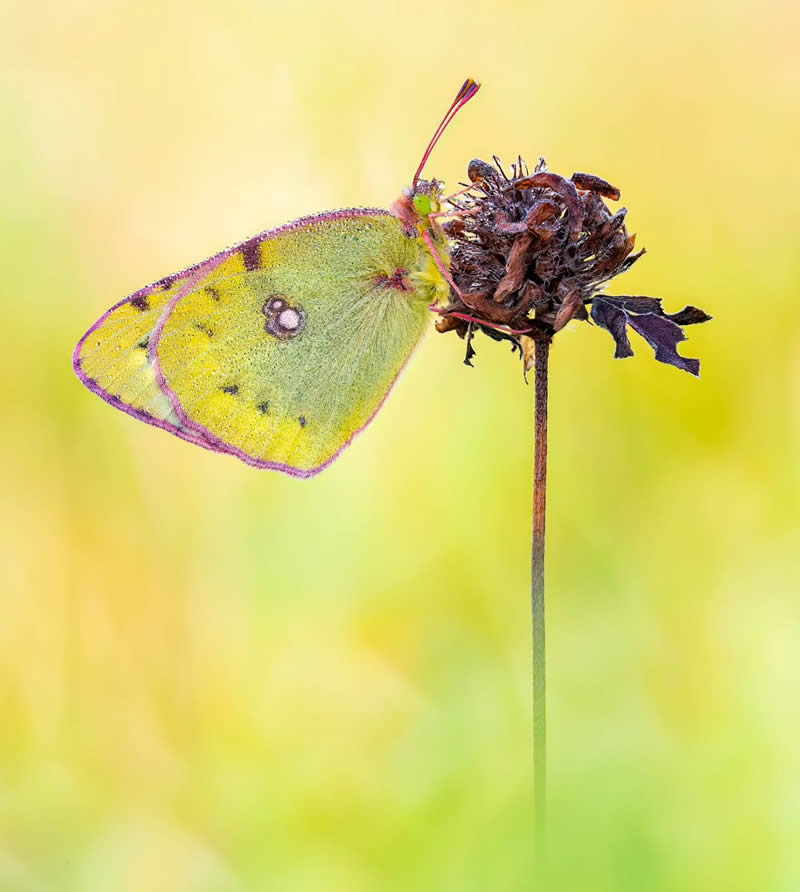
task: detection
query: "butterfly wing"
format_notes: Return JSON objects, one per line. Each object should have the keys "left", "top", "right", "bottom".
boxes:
{"left": 74, "top": 209, "right": 448, "bottom": 476}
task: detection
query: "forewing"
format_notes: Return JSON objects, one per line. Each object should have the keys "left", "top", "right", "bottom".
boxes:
{"left": 153, "top": 213, "right": 433, "bottom": 475}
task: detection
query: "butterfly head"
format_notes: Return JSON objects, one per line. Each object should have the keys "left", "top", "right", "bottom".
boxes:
{"left": 391, "top": 178, "right": 445, "bottom": 233}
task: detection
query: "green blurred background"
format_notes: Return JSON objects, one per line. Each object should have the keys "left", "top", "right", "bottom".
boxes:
{"left": 1, "top": 0, "right": 798, "bottom": 889}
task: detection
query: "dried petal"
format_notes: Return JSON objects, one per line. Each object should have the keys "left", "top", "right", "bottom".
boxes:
{"left": 494, "top": 233, "right": 534, "bottom": 303}
{"left": 571, "top": 172, "right": 621, "bottom": 201}
{"left": 520, "top": 335, "right": 537, "bottom": 380}
{"left": 553, "top": 289, "right": 586, "bottom": 331}
{"left": 468, "top": 158, "right": 500, "bottom": 185}
{"left": 514, "top": 172, "right": 583, "bottom": 237}
{"left": 667, "top": 306, "right": 713, "bottom": 326}
{"left": 435, "top": 315, "right": 465, "bottom": 333}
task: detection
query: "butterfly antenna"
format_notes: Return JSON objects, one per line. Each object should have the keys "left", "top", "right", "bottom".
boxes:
{"left": 412, "top": 78, "right": 480, "bottom": 190}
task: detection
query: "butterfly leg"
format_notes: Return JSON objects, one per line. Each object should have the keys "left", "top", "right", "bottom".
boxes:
{"left": 422, "top": 229, "right": 464, "bottom": 300}
{"left": 442, "top": 182, "right": 481, "bottom": 204}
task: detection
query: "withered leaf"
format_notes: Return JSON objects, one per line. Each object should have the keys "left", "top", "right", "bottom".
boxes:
{"left": 590, "top": 299, "right": 634, "bottom": 359}
{"left": 595, "top": 296, "right": 712, "bottom": 325}
{"left": 591, "top": 295, "right": 710, "bottom": 376}
{"left": 627, "top": 313, "right": 699, "bottom": 376}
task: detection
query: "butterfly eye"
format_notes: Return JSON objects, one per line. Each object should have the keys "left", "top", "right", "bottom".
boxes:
{"left": 413, "top": 193, "right": 432, "bottom": 216}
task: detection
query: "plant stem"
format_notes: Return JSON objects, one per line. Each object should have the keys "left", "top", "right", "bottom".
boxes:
{"left": 532, "top": 338, "right": 549, "bottom": 849}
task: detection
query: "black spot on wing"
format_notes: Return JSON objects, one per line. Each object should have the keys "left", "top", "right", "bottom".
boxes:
{"left": 130, "top": 295, "right": 150, "bottom": 311}
{"left": 298, "top": 415, "right": 307, "bottom": 427}
{"left": 221, "top": 384, "right": 239, "bottom": 395}
{"left": 257, "top": 401, "right": 270, "bottom": 415}
{"left": 240, "top": 237, "right": 262, "bottom": 271}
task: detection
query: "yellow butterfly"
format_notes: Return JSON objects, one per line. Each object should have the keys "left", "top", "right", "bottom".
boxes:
{"left": 73, "top": 79, "right": 480, "bottom": 477}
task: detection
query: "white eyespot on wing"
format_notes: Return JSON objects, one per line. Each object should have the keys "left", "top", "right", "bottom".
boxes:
{"left": 278, "top": 308, "right": 301, "bottom": 330}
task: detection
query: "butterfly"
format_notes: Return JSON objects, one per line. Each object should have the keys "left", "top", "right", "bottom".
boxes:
{"left": 73, "top": 79, "right": 482, "bottom": 477}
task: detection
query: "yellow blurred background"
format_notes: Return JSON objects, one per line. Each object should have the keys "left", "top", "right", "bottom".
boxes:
{"left": 1, "top": 0, "right": 798, "bottom": 889}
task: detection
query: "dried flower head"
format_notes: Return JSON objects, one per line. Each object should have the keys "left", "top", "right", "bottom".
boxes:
{"left": 437, "top": 156, "right": 711, "bottom": 375}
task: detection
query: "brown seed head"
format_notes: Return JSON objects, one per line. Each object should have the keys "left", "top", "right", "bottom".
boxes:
{"left": 439, "top": 156, "right": 710, "bottom": 375}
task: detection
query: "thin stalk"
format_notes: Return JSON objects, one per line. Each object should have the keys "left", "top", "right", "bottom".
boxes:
{"left": 532, "top": 338, "right": 549, "bottom": 849}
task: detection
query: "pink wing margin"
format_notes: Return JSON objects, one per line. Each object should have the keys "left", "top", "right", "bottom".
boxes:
{"left": 73, "top": 207, "right": 420, "bottom": 476}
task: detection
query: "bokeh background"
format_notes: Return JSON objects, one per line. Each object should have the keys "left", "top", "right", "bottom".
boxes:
{"left": 1, "top": 0, "right": 798, "bottom": 889}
